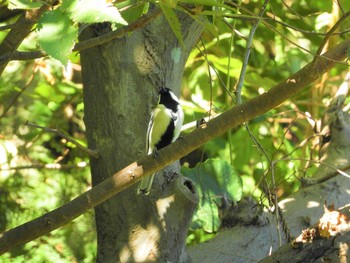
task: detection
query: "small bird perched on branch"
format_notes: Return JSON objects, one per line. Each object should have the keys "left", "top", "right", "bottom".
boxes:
{"left": 137, "top": 87, "right": 184, "bottom": 195}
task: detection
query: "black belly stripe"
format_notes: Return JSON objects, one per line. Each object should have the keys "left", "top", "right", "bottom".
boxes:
{"left": 155, "top": 121, "right": 175, "bottom": 150}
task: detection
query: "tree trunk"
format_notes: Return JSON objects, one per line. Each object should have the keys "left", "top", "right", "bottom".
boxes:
{"left": 80, "top": 10, "right": 203, "bottom": 262}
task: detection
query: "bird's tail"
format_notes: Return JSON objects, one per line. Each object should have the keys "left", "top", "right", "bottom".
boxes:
{"left": 137, "top": 173, "right": 155, "bottom": 195}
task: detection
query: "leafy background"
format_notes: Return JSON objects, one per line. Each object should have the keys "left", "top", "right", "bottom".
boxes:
{"left": 1, "top": 0, "right": 350, "bottom": 261}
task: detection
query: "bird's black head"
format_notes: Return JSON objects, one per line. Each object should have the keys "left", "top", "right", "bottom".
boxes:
{"left": 158, "top": 87, "right": 180, "bottom": 112}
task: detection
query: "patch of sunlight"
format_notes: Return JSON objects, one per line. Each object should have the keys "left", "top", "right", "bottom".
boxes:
{"left": 278, "top": 197, "right": 295, "bottom": 210}
{"left": 125, "top": 225, "right": 160, "bottom": 262}
{"left": 306, "top": 201, "right": 320, "bottom": 208}
{"left": 156, "top": 195, "right": 175, "bottom": 222}
{"left": 134, "top": 44, "right": 154, "bottom": 75}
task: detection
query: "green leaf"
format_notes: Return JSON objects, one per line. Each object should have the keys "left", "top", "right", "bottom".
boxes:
{"left": 8, "top": 0, "right": 41, "bottom": 10}
{"left": 61, "top": 0, "right": 78, "bottom": 10}
{"left": 244, "top": 72, "right": 277, "bottom": 89}
{"left": 115, "top": 1, "right": 149, "bottom": 24}
{"left": 159, "top": 2, "right": 184, "bottom": 46}
{"left": 37, "top": 9, "right": 78, "bottom": 65}
{"left": 187, "top": 32, "right": 232, "bottom": 62}
{"left": 69, "top": 0, "right": 128, "bottom": 25}
{"left": 35, "top": 82, "right": 54, "bottom": 99}
{"left": 206, "top": 54, "right": 242, "bottom": 77}
{"left": 161, "top": 0, "right": 178, "bottom": 8}
{"left": 191, "top": 199, "right": 220, "bottom": 233}
{"left": 182, "top": 158, "right": 243, "bottom": 232}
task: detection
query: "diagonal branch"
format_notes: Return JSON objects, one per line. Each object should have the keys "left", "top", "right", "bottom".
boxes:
{"left": 25, "top": 121, "right": 99, "bottom": 159}
{"left": 0, "top": 50, "right": 47, "bottom": 62}
{"left": 0, "top": 38, "right": 349, "bottom": 254}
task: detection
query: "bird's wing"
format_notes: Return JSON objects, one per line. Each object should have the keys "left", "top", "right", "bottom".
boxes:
{"left": 146, "top": 110, "right": 155, "bottom": 154}
{"left": 172, "top": 105, "right": 184, "bottom": 142}
{"left": 146, "top": 105, "right": 172, "bottom": 154}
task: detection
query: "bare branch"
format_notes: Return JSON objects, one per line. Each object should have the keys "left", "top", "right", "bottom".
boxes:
{"left": 0, "top": 73, "right": 35, "bottom": 119}
{"left": 0, "top": 50, "right": 47, "bottom": 62}
{"left": 25, "top": 121, "right": 100, "bottom": 159}
{"left": 0, "top": 162, "right": 88, "bottom": 171}
{"left": 0, "top": 6, "right": 22, "bottom": 22}
{"left": 235, "top": 0, "right": 269, "bottom": 104}
{"left": 263, "top": 14, "right": 350, "bottom": 36}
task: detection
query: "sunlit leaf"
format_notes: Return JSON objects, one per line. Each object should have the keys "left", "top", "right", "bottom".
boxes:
{"left": 244, "top": 72, "right": 277, "bottom": 89}
{"left": 115, "top": 0, "right": 149, "bottom": 23}
{"left": 315, "top": 12, "right": 333, "bottom": 31}
{"left": 159, "top": 2, "right": 184, "bottom": 46}
{"left": 37, "top": 9, "right": 78, "bottom": 65}
{"left": 206, "top": 54, "right": 242, "bottom": 77}
{"left": 161, "top": 0, "right": 178, "bottom": 8}
{"left": 69, "top": 0, "right": 128, "bottom": 25}
{"left": 8, "top": 0, "right": 41, "bottom": 9}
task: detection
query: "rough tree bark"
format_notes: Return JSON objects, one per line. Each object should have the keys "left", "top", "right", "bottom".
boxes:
{"left": 80, "top": 9, "right": 203, "bottom": 262}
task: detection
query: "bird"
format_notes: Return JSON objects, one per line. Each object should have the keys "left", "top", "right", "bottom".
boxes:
{"left": 137, "top": 87, "right": 184, "bottom": 195}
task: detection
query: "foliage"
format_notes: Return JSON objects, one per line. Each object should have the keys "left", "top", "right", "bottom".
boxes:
{"left": 0, "top": 57, "right": 95, "bottom": 261}
{"left": 183, "top": 158, "right": 242, "bottom": 244}
{"left": 1, "top": 0, "right": 350, "bottom": 261}
{"left": 11, "top": 0, "right": 128, "bottom": 64}
{"left": 180, "top": 0, "right": 350, "bottom": 244}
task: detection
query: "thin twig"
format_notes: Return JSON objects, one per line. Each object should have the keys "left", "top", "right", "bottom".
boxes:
{"left": 233, "top": 0, "right": 282, "bottom": 239}
{"left": 228, "top": 0, "right": 293, "bottom": 243}
{"left": 335, "top": 0, "right": 345, "bottom": 14}
{"left": 281, "top": 0, "right": 304, "bottom": 21}
{"left": 194, "top": 44, "right": 235, "bottom": 103}
{"left": 73, "top": 7, "right": 162, "bottom": 52}
{"left": 315, "top": 10, "right": 350, "bottom": 57}
{"left": 269, "top": 156, "right": 350, "bottom": 186}
{"left": 25, "top": 121, "right": 99, "bottom": 159}
{"left": 265, "top": 14, "right": 350, "bottom": 36}
{"left": 227, "top": 0, "right": 350, "bottom": 65}
{"left": 200, "top": 37, "right": 214, "bottom": 120}
{"left": 0, "top": 162, "right": 88, "bottom": 171}
{"left": 235, "top": 0, "right": 269, "bottom": 104}
{"left": 0, "top": 73, "right": 35, "bottom": 119}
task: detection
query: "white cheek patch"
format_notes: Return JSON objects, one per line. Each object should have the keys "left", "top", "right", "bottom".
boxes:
{"left": 168, "top": 90, "right": 181, "bottom": 104}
